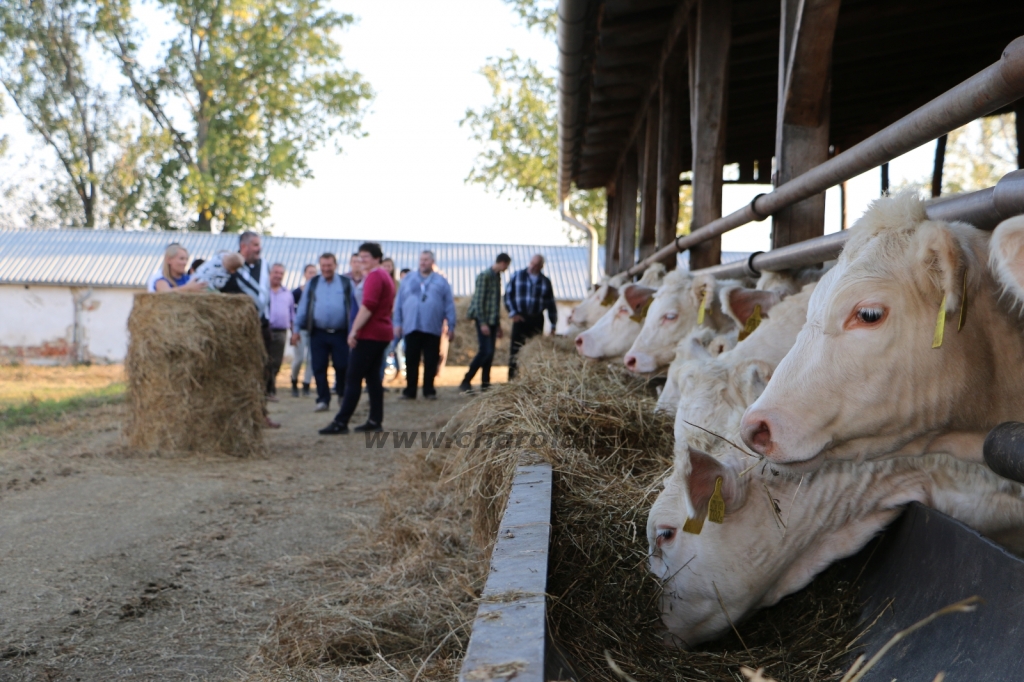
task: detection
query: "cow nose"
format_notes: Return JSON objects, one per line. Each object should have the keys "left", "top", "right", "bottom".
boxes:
{"left": 624, "top": 354, "right": 637, "bottom": 370}
{"left": 741, "top": 412, "right": 773, "bottom": 455}
{"left": 575, "top": 335, "right": 585, "bottom": 354}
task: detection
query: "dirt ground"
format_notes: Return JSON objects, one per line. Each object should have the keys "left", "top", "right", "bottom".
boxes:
{"left": 0, "top": 363, "right": 499, "bottom": 681}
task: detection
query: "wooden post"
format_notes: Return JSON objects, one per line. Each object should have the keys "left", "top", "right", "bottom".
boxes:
{"left": 881, "top": 162, "right": 890, "bottom": 195}
{"left": 639, "top": 108, "right": 660, "bottom": 260}
{"left": 932, "top": 134, "right": 948, "bottom": 198}
{"left": 839, "top": 180, "right": 848, "bottom": 230}
{"left": 618, "top": 144, "right": 640, "bottom": 272}
{"left": 1015, "top": 100, "right": 1023, "bottom": 170}
{"left": 688, "top": 0, "right": 731, "bottom": 270}
{"left": 605, "top": 188, "right": 620, "bottom": 275}
{"left": 656, "top": 43, "right": 688, "bottom": 270}
{"left": 771, "top": 0, "right": 840, "bottom": 249}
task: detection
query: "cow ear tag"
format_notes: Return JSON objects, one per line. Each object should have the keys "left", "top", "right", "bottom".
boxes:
{"left": 958, "top": 270, "right": 968, "bottom": 332}
{"left": 697, "top": 287, "right": 710, "bottom": 325}
{"left": 932, "top": 294, "right": 947, "bottom": 349}
{"left": 682, "top": 515, "right": 705, "bottom": 535}
{"left": 630, "top": 297, "right": 653, "bottom": 323}
{"left": 738, "top": 304, "right": 762, "bottom": 341}
{"left": 600, "top": 289, "right": 617, "bottom": 307}
{"left": 708, "top": 477, "right": 726, "bottom": 524}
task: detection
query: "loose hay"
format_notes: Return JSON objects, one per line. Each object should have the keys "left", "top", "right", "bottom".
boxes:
{"left": 124, "top": 293, "right": 266, "bottom": 458}
{"left": 445, "top": 297, "right": 511, "bottom": 367}
{"left": 442, "top": 336, "right": 866, "bottom": 681}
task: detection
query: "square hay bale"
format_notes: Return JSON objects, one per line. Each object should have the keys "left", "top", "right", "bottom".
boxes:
{"left": 124, "top": 293, "right": 267, "bottom": 457}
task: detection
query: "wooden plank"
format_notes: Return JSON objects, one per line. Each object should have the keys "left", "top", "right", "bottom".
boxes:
{"left": 639, "top": 108, "right": 660, "bottom": 260}
{"left": 605, "top": 189, "right": 621, "bottom": 275}
{"left": 1016, "top": 100, "right": 1024, "bottom": 170}
{"left": 771, "top": 0, "right": 841, "bottom": 249}
{"left": 459, "top": 460, "right": 552, "bottom": 682}
{"left": 655, "top": 41, "right": 688, "bottom": 269}
{"left": 932, "top": 134, "right": 947, "bottom": 197}
{"left": 618, "top": 144, "right": 640, "bottom": 272}
{"left": 688, "top": 0, "right": 731, "bottom": 270}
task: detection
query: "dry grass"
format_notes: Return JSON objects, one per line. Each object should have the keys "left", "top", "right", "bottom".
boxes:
{"left": 124, "top": 293, "right": 266, "bottom": 458}
{"left": 0, "top": 363, "right": 124, "bottom": 408}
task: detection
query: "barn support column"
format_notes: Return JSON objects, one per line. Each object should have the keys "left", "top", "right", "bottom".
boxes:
{"left": 605, "top": 188, "right": 620, "bottom": 275}
{"left": 655, "top": 43, "right": 687, "bottom": 270}
{"left": 639, "top": 108, "right": 660, "bottom": 261}
{"left": 1016, "top": 100, "right": 1023, "bottom": 169}
{"left": 688, "top": 0, "right": 731, "bottom": 270}
{"left": 771, "top": 0, "right": 840, "bottom": 249}
{"left": 618, "top": 144, "right": 640, "bottom": 273}
{"left": 932, "top": 134, "right": 948, "bottom": 198}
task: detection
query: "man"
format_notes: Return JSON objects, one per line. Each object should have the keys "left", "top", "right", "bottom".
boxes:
{"left": 290, "top": 264, "right": 317, "bottom": 397}
{"left": 346, "top": 252, "right": 365, "bottom": 303}
{"left": 239, "top": 231, "right": 270, "bottom": 313}
{"left": 320, "top": 242, "right": 396, "bottom": 434}
{"left": 293, "top": 253, "right": 355, "bottom": 412}
{"left": 460, "top": 253, "right": 512, "bottom": 393}
{"left": 265, "top": 263, "right": 294, "bottom": 401}
{"left": 393, "top": 250, "right": 456, "bottom": 401}
{"left": 504, "top": 253, "right": 557, "bottom": 380}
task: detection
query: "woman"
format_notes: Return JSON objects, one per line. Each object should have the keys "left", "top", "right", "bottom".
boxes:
{"left": 378, "top": 258, "right": 402, "bottom": 385}
{"left": 154, "top": 244, "right": 206, "bottom": 293}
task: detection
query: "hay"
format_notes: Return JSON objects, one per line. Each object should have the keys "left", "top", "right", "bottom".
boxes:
{"left": 442, "top": 336, "right": 866, "bottom": 681}
{"left": 124, "top": 293, "right": 266, "bottom": 458}
{"left": 446, "top": 298, "right": 511, "bottom": 367}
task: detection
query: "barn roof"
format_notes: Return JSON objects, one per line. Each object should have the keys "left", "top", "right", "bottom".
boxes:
{"left": 0, "top": 229, "right": 604, "bottom": 300}
{"left": 564, "top": 0, "right": 1024, "bottom": 191}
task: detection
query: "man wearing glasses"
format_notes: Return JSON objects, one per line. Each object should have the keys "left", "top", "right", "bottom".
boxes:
{"left": 393, "top": 250, "right": 456, "bottom": 401}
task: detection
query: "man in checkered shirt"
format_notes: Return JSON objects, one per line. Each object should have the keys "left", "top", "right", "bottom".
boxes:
{"left": 460, "top": 252, "right": 512, "bottom": 392}
{"left": 504, "top": 254, "right": 557, "bottom": 380}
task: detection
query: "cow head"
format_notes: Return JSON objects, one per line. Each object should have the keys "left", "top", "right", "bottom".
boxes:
{"left": 740, "top": 194, "right": 989, "bottom": 468}
{"left": 656, "top": 329, "right": 738, "bottom": 414}
{"left": 575, "top": 283, "right": 658, "bottom": 358}
{"left": 566, "top": 274, "right": 626, "bottom": 333}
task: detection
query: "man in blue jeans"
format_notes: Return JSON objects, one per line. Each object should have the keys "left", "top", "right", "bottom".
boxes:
{"left": 461, "top": 253, "right": 511, "bottom": 392}
{"left": 293, "top": 253, "right": 356, "bottom": 412}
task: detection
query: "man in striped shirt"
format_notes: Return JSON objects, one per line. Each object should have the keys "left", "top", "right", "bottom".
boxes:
{"left": 460, "top": 253, "right": 512, "bottom": 392}
{"left": 504, "top": 254, "right": 557, "bottom": 380}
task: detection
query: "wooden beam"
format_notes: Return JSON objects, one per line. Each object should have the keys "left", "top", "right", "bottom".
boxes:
{"left": 639, "top": 107, "right": 660, "bottom": 260}
{"left": 771, "top": 0, "right": 841, "bottom": 250}
{"left": 655, "top": 41, "right": 688, "bottom": 270}
{"left": 688, "top": 0, "right": 731, "bottom": 270}
{"left": 932, "top": 134, "right": 947, "bottom": 198}
{"left": 618, "top": 145, "right": 640, "bottom": 272}
{"left": 605, "top": 187, "right": 620, "bottom": 275}
{"left": 1016, "top": 100, "right": 1024, "bottom": 170}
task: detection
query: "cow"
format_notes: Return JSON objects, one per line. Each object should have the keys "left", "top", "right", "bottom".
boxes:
{"left": 566, "top": 272, "right": 631, "bottom": 335}
{"left": 574, "top": 264, "right": 667, "bottom": 359}
{"left": 656, "top": 328, "right": 738, "bottom": 414}
{"left": 740, "top": 194, "right": 1024, "bottom": 469}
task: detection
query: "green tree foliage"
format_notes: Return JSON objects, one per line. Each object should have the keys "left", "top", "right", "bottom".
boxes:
{"left": 503, "top": 0, "right": 557, "bottom": 37}
{"left": 97, "top": 0, "right": 372, "bottom": 231}
{"left": 462, "top": 52, "right": 606, "bottom": 243}
{"left": 943, "top": 114, "right": 1017, "bottom": 194}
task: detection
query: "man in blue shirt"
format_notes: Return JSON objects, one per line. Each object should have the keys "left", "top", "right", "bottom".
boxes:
{"left": 504, "top": 253, "right": 557, "bottom": 380}
{"left": 393, "top": 250, "right": 456, "bottom": 400}
{"left": 293, "top": 253, "right": 357, "bottom": 412}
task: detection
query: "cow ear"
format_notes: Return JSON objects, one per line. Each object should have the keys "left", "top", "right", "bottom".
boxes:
{"left": 686, "top": 447, "right": 745, "bottom": 520}
{"left": 725, "top": 288, "right": 782, "bottom": 326}
{"left": 734, "top": 359, "right": 774, "bottom": 405}
{"left": 623, "top": 284, "right": 656, "bottom": 312}
{"left": 990, "top": 215, "right": 1024, "bottom": 307}
{"left": 914, "top": 221, "right": 969, "bottom": 315}
{"left": 600, "top": 285, "right": 619, "bottom": 307}
{"left": 689, "top": 274, "right": 717, "bottom": 308}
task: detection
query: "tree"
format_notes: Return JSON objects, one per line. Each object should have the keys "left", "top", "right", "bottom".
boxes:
{"left": 942, "top": 114, "right": 1017, "bottom": 194}
{"left": 462, "top": 52, "right": 606, "bottom": 242}
{"left": 97, "top": 0, "right": 373, "bottom": 231}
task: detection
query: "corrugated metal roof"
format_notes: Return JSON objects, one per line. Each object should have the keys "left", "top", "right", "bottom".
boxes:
{"left": 0, "top": 229, "right": 607, "bottom": 300}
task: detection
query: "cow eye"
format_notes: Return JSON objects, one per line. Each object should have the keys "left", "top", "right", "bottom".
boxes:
{"left": 656, "top": 527, "right": 675, "bottom": 546}
{"left": 663, "top": 312, "right": 678, "bottom": 322}
{"left": 856, "top": 307, "right": 885, "bottom": 324}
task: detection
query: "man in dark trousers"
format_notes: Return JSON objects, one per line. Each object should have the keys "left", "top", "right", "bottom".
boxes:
{"left": 292, "top": 253, "right": 356, "bottom": 413}
{"left": 460, "top": 252, "right": 511, "bottom": 392}
{"left": 393, "top": 250, "right": 456, "bottom": 400}
{"left": 504, "top": 253, "right": 557, "bottom": 380}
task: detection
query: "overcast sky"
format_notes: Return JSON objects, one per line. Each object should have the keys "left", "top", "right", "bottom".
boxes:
{"left": 0, "top": 0, "right": 944, "bottom": 252}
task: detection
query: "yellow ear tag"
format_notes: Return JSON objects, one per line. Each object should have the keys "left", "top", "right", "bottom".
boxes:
{"left": 708, "top": 477, "right": 725, "bottom": 524}
{"left": 696, "top": 287, "right": 710, "bottom": 325}
{"left": 629, "top": 297, "right": 653, "bottom": 323}
{"left": 600, "top": 289, "right": 617, "bottom": 307}
{"left": 958, "top": 270, "right": 968, "bottom": 332}
{"left": 737, "top": 304, "right": 762, "bottom": 342}
{"left": 682, "top": 514, "right": 706, "bottom": 535}
{"left": 932, "top": 294, "right": 947, "bottom": 349}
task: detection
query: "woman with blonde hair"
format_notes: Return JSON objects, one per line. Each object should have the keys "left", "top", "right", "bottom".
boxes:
{"left": 154, "top": 244, "right": 205, "bottom": 292}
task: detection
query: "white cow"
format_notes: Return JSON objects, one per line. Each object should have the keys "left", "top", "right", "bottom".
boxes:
{"left": 623, "top": 272, "right": 738, "bottom": 373}
{"left": 575, "top": 264, "right": 667, "bottom": 359}
{"left": 565, "top": 272, "right": 631, "bottom": 335}
{"left": 740, "top": 194, "right": 1024, "bottom": 469}
{"left": 656, "top": 328, "right": 738, "bottom": 414}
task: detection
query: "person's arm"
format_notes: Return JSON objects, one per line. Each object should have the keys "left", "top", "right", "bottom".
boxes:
{"left": 469, "top": 272, "right": 485, "bottom": 320}
{"left": 444, "top": 281, "right": 456, "bottom": 341}
{"left": 504, "top": 273, "right": 520, "bottom": 320}
{"left": 544, "top": 277, "right": 558, "bottom": 328}
{"left": 292, "top": 283, "right": 311, "bottom": 344}
{"left": 392, "top": 277, "right": 405, "bottom": 337}
{"left": 350, "top": 272, "right": 381, "bottom": 347}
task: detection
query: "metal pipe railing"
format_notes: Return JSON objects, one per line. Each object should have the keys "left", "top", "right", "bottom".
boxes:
{"left": 692, "top": 170, "right": 1024, "bottom": 280}
{"left": 626, "top": 35, "right": 1024, "bottom": 278}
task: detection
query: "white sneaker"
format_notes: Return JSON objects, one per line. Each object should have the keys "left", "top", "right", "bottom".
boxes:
{"left": 314, "top": 402, "right": 329, "bottom": 412}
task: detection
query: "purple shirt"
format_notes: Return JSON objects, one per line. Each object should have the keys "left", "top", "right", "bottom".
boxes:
{"left": 267, "top": 286, "right": 295, "bottom": 331}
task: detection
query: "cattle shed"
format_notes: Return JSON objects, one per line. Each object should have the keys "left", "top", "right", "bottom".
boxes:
{"left": 458, "top": 1, "right": 1024, "bottom": 680}
{"left": 0, "top": 230, "right": 603, "bottom": 364}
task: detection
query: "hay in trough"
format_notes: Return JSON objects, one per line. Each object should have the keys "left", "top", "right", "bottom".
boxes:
{"left": 442, "top": 336, "right": 866, "bottom": 681}
{"left": 445, "top": 297, "right": 511, "bottom": 367}
{"left": 124, "top": 293, "right": 266, "bottom": 458}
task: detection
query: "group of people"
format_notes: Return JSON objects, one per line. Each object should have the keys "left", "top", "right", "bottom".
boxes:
{"left": 151, "top": 236, "right": 560, "bottom": 434}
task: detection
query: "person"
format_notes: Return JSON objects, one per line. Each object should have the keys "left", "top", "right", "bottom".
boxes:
{"left": 290, "top": 264, "right": 317, "bottom": 397}
{"left": 188, "top": 258, "right": 205, "bottom": 275}
{"left": 319, "top": 242, "right": 396, "bottom": 434}
{"left": 293, "top": 253, "right": 356, "bottom": 413}
{"left": 265, "top": 263, "right": 294, "bottom": 401}
{"left": 505, "top": 253, "right": 557, "bottom": 380}
{"left": 399, "top": 268, "right": 410, "bottom": 280}
{"left": 378, "top": 258, "right": 400, "bottom": 387}
{"left": 393, "top": 250, "right": 456, "bottom": 401}
{"left": 346, "top": 252, "right": 365, "bottom": 302}
{"left": 154, "top": 244, "right": 207, "bottom": 293}
{"left": 460, "top": 253, "right": 512, "bottom": 392}
{"left": 238, "top": 231, "right": 270, "bottom": 313}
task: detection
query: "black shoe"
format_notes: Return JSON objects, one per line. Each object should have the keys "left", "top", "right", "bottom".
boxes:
{"left": 319, "top": 421, "right": 349, "bottom": 435}
{"left": 302, "top": 383, "right": 311, "bottom": 397}
{"left": 481, "top": 383, "right": 491, "bottom": 392}
{"left": 353, "top": 421, "right": 383, "bottom": 433}
{"left": 291, "top": 381, "right": 299, "bottom": 398}
{"left": 459, "top": 382, "right": 472, "bottom": 393}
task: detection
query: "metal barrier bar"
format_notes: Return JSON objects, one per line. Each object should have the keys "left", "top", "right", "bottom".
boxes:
{"left": 459, "top": 458, "right": 552, "bottom": 682}
{"left": 626, "top": 36, "right": 1024, "bottom": 278}
{"left": 692, "top": 169, "right": 1024, "bottom": 280}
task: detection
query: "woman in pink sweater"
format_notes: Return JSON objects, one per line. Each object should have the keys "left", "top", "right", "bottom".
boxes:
{"left": 319, "top": 242, "right": 396, "bottom": 434}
